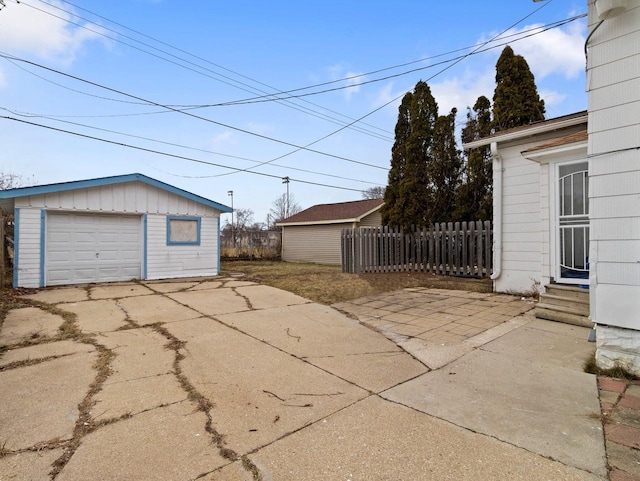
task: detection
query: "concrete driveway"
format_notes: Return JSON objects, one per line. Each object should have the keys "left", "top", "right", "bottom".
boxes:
{"left": 0, "top": 276, "right": 605, "bottom": 480}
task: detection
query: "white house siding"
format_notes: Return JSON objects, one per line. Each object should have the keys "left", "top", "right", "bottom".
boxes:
{"left": 145, "top": 214, "right": 219, "bottom": 279}
{"left": 14, "top": 208, "right": 42, "bottom": 288}
{"left": 495, "top": 142, "right": 542, "bottom": 294}
{"left": 282, "top": 224, "right": 347, "bottom": 265}
{"left": 587, "top": 0, "right": 640, "bottom": 373}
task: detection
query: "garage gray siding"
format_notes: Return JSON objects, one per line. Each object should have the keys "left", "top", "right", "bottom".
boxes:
{"left": 282, "top": 224, "right": 347, "bottom": 265}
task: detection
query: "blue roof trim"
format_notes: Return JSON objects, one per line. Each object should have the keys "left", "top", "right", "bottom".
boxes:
{"left": 0, "top": 173, "right": 233, "bottom": 213}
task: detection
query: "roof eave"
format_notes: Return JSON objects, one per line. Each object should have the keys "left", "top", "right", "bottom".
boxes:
{"left": 522, "top": 140, "right": 588, "bottom": 162}
{"left": 463, "top": 113, "right": 588, "bottom": 150}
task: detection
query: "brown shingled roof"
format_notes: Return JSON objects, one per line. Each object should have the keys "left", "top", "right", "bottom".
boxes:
{"left": 523, "top": 128, "right": 588, "bottom": 153}
{"left": 278, "top": 198, "right": 383, "bottom": 225}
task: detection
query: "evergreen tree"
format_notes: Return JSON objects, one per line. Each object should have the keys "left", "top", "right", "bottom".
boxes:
{"left": 382, "top": 81, "right": 439, "bottom": 229}
{"left": 455, "top": 96, "right": 493, "bottom": 221}
{"left": 492, "top": 46, "right": 545, "bottom": 132}
{"left": 381, "top": 92, "right": 412, "bottom": 227}
{"left": 429, "top": 108, "right": 462, "bottom": 222}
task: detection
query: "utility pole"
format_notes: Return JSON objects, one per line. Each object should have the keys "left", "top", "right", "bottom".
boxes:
{"left": 282, "top": 176, "right": 290, "bottom": 218}
{"left": 227, "top": 190, "right": 234, "bottom": 247}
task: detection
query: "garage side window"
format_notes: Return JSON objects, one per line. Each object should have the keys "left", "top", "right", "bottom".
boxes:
{"left": 167, "top": 216, "right": 201, "bottom": 246}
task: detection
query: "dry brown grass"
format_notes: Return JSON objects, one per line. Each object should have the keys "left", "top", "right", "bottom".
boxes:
{"left": 221, "top": 260, "right": 492, "bottom": 305}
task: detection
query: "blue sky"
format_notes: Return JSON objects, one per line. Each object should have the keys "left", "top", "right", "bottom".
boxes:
{"left": 0, "top": 0, "right": 588, "bottom": 224}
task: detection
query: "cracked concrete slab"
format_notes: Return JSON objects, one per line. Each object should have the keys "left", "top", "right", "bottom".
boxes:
{"left": 55, "top": 401, "right": 228, "bottom": 481}
{"left": 142, "top": 281, "right": 199, "bottom": 292}
{"left": 0, "top": 340, "right": 95, "bottom": 367}
{"left": 186, "top": 280, "right": 223, "bottom": 290}
{"left": 234, "top": 285, "right": 310, "bottom": 309}
{"left": 20, "top": 287, "right": 89, "bottom": 304}
{"left": 99, "top": 328, "right": 175, "bottom": 384}
{"left": 382, "top": 325, "right": 606, "bottom": 477}
{"left": 218, "top": 303, "right": 428, "bottom": 391}
{"left": 116, "top": 294, "right": 201, "bottom": 325}
{"left": 0, "top": 307, "right": 65, "bottom": 346}
{"left": 62, "top": 299, "right": 128, "bottom": 333}
{"left": 247, "top": 396, "right": 600, "bottom": 481}
{"left": 0, "top": 352, "right": 96, "bottom": 451}
{"left": 93, "top": 373, "right": 187, "bottom": 420}
{"left": 89, "top": 283, "right": 154, "bottom": 299}
{"left": 165, "top": 317, "right": 368, "bottom": 454}
{"left": 0, "top": 448, "right": 64, "bottom": 481}
{"left": 167, "top": 288, "right": 250, "bottom": 316}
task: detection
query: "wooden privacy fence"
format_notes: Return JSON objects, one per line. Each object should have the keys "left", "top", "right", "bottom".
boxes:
{"left": 341, "top": 220, "right": 492, "bottom": 277}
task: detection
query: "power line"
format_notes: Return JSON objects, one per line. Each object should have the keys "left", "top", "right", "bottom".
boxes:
{"left": 0, "top": 52, "right": 387, "bottom": 171}
{"left": 2, "top": 116, "right": 371, "bottom": 193}
{"left": 17, "top": 0, "right": 393, "bottom": 142}
{"left": 0, "top": 106, "right": 385, "bottom": 186}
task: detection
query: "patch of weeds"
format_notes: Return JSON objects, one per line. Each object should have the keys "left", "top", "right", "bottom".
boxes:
{"left": 583, "top": 353, "right": 640, "bottom": 381}
{"left": 0, "top": 439, "right": 9, "bottom": 458}
{"left": 241, "top": 455, "right": 264, "bottom": 481}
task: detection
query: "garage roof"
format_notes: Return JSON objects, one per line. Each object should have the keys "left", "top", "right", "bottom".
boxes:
{"left": 277, "top": 198, "right": 383, "bottom": 226}
{"left": 0, "top": 173, "right": 232, "bottom": 213}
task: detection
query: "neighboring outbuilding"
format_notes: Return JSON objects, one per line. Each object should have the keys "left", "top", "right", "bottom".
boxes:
{"left": 0, "top": 173, "right": 232, "bottom": 288}
{"left": 277, "top": 198, "right": 383, "bottom": 265}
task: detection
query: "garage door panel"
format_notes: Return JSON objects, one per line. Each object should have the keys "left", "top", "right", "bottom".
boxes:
{"left": 46, "top": 213, "right": 142, "bottom": 286}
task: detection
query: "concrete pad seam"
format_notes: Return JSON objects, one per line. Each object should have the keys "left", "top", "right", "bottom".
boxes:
{"left": 0, "top": 351, "right": 79, "bottom": 372}
{"left": 243, "top": 393, "right": 377, "bottom": 457}
{"left": 378, "top": 393, "right": 606, "bottom": 479}
{"left": 92, "top": 398, "right": 188, "bottom": 423}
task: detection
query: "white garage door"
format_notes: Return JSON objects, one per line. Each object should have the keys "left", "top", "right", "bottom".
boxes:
{"left": 46, "top": 213, "right": 142, "bottom": 286}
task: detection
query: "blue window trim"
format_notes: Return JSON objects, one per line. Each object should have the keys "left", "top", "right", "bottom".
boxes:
{"left": 166, "top": 216, "right": 201, "bottom": 246}
{"left": 13, "top": 208, "right": 20, "bottom": 288}
{"left": 39, "top": 210, "right": 45, "bottom": 287}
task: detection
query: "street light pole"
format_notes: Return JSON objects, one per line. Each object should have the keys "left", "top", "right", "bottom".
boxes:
{"left": 282, "top": 176, "right": 290, "bottom": 218}
{"left": 227, "top": 190, "right": 234, "bottom": 247}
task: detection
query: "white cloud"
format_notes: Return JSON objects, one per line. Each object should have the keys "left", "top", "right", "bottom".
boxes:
{"left": 327, "top": 64, "right": 365, "bottom": 101}
{"left": 210, "top": 130, "right": 236, "bottom": 149}
{"left": 246, "top": 122, "right": 274, "bottom": 136}
{"left": 430, "top": 68, "right": 496, "bottom": 116}
{"left": 0, "top": 0, "right": 106, "bottom": 65}
{"left": 482, "top": 19, "right": 587, "bottom": 81}
{"left": 539, "top": 89, "right": 567, "bottom": 108}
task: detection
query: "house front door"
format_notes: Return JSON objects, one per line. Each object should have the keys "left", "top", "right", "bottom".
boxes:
{"left": 557, "top": 161, "right": 589, "bottom": 284}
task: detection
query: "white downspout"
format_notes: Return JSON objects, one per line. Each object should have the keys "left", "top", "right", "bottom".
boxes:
{"left": 490, "top": 141, "right": 502, "bottom": 282}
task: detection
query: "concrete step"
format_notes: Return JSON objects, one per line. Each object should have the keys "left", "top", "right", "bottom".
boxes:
{"left": 544, "top": 284, "right": 589, "bottom": 302}
{"left": 535, "top": 304, "right": 592, "bottom": 328}
{"left": 538, "top": 294, "right": 590, "bottom": 317}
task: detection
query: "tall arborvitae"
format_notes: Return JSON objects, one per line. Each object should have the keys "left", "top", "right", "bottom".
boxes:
{"left": 382, "top": 81, "right": 439, "bottom": 229}
{"left": 429, "top": 108, "right": 462, "bottom": 222}
{"left": 381, "top": 92, "right": 412, "bottom": 226}
{"left": 455, "top": 96, "right": 493, "bottom": 221}
{"left": 492, "top": 46, "right": 545, "bottom": 132}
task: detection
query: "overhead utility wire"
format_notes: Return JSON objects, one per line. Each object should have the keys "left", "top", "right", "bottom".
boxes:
{"left": 216, "top": 0, "right": 557, "bottom": 178}
{"left": 21, "top": 0, "right": 391, "bottom": 141}
{"left": 0, "top": 107, "right": 383, "bottom": 186}
{"left": 2, "top": 116, "right": 368, "bottom": 193}
{"left": 0, "top": 52, "right": 387, "bottom": 171}
{"left": 45, "top": 0, "right": 582, "bottom": 111}
{"left": 213, "top": 16, "right": 585, "bottom": 107}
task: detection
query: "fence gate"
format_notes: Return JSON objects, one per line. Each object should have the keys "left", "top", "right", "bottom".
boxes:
{"left": 341, "top": 221, "right": 492, "bottom": 278}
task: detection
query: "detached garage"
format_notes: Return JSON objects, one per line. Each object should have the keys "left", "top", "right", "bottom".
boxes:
{"left": 0, "top": 173, "right": 232, "bottom": 288}
{"left": 277, "top": 198, "right": 383, "bottom": 265}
